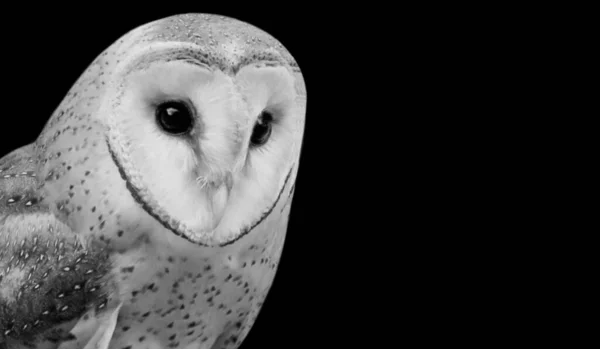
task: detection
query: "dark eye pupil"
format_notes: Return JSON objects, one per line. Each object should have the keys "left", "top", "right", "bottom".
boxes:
{"left": 156, "top": 101, "right": 193, "bottom": 135}
{"left": 250, "top": 111, "right": 273, "bottom": 147}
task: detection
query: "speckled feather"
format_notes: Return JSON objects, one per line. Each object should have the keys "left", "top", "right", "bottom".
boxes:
{"left": 0, "top": 13, "right": 305, "bottom": 349}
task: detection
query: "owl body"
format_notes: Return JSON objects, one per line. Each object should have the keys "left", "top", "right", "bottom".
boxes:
{"left": 0, "top": 14, "right": 305, "bottom": 349}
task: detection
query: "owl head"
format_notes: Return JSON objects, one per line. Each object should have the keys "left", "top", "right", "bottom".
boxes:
{"left": 95, "top": 14, "right": 306, "bottom": 247}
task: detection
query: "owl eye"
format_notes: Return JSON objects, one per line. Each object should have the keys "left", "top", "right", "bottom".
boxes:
{"left": 250, "top": 111, "right": 274, "bottom": 147}
{"left": 156, "top": 101, "right": 194, "bottom": 135}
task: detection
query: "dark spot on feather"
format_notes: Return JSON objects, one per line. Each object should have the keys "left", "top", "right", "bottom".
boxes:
{"left": 121, "top": 266, "right": 135, "bottom": 273}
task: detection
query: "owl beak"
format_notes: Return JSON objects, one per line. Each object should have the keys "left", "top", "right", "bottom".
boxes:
{"left": 206, "top": 172, "right": 233, "bottom": 230}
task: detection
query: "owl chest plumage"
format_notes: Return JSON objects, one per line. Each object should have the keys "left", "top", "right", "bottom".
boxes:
{"left": 105, "top": 228, "right": 287, "bottom": 349}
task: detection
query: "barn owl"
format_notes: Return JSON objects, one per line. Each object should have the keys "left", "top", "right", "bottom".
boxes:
{"left": 0, "top": 13, "right": 305, "bottom": 349}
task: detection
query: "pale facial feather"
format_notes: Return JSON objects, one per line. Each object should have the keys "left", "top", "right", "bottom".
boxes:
{"left": 108, "top": 57, "right": 299, "bottom": 244}
{"left": 216, "top": 65, "right": 298, "bottom": 240}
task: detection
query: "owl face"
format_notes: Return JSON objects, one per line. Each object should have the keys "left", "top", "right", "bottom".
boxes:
{"left": 102, "top": 17, "right": 305, "bottom": 247}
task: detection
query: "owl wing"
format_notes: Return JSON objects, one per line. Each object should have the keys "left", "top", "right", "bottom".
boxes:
{"left": 0, "top": 143, "right": 39, "bottom": 219}
{"left": 0, "top": 145, "right": 120, "bottom": 349}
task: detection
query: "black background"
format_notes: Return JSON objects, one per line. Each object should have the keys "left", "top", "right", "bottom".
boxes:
{"left": 0, "top": 7, "right": 329, "bottom": 349}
